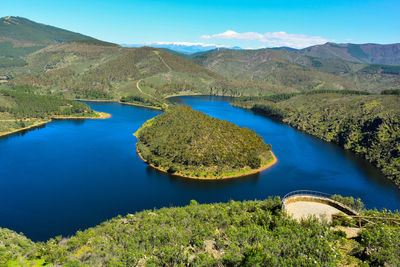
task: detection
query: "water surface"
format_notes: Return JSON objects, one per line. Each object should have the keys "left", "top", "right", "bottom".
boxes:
{"left": 0, "top": 96, "right": 399, "bottom": 241}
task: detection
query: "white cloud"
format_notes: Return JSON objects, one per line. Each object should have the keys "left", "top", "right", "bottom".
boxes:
{"left": 201, "top": 30, "right": 331, "bottom": 49}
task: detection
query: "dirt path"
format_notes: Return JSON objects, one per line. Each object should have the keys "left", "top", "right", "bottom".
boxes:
{"left": 154, "top": 51, "right": 172, "bottom": 70}
{"left": 136, "top": 79, "right": 155, "bottom": 99}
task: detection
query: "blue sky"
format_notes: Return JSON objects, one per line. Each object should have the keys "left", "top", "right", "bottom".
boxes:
{"left": 1, "top": 0, "right": 399, "bottom": 48}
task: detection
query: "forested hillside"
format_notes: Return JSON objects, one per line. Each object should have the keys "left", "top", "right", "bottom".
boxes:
{"left": 2, "top": 17, "right": 400, "bottom": 104}
{"left": 0, "top": 16, "right": 107, "bottom": 72}
{"left": 232, "top": 92, "right": 400, "bottom": 185}
{"left": 299, "top": 42, "right": 400, "bottom": 65}
{"left": 1, "top": 197, "right": 399, "bottom": 266}
{"left": 191, "top": 48, "right": 400, "bottom": 93}
{"left": 135, "top": 105, "right": 274, "bottom": 178}
{"left": 0, "top": 85, "right": 102, "bottom": 135}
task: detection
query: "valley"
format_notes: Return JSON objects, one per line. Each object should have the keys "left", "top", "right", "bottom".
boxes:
{"left": 1, "top": 12, "right": 400, "bottom": 266}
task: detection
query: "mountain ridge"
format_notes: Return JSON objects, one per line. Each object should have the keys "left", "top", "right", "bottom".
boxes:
{"left": 189, "top": 47, "right": 400, "bottom": 93}
{"left": 299, "top": 42, "right": 400, "bottom": 65}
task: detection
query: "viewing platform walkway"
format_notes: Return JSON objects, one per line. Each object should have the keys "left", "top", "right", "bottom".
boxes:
{"left": 282, "top": 190, "right": 358, "bottom": 223}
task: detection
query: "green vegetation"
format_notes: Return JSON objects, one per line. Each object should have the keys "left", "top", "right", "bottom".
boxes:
{"left": 1, "top": 197, "right": 399, "bottom": 266}
{"left": 330, "top": 194, "right": 365, "bottom": 211}
{"left": 0, "top": 41, "right": 44, "bottom": 57}
{"left": 6, "top": 43, "right": 244, "bottom": 105}
{"left": 191, "top": 48, "right": 357, "bottom": 93}
{"left": 135, "top": 105, "right": 274, "bottom": 178}
{"left": 233, "top": 93, "right": 400, "bottom": 185}
{"left": 354, "top": 223, "right": 400, "bottom": 265}
{"left": 382, "top": 89, "right": 400, "bottom": 95}
{"left": 0, "top": 85, "right": 100, "bottom": 135}
{"left": 0, "top": 16, "right": 95, "bottom": 46}
{"left": 2, "top": 17, "right": 399, "bottom": 105}
{"left": 190, "top": 48, "right": 400, "bottom": 94}
{"left": 359, "top": 64, "right": 400, "bottom": 75}
{"left": 299, "top": 42, "right": 400, "bottom": 66}
{"left": 120, "top": 95, "right": 164, "bottom": 109}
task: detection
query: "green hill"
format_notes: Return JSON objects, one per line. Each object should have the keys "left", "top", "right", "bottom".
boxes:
{"left": 0, "top": 17, "right": 293, "bottom": 102}
{"left": 0, "top": 16, "right": 97, "bottom": 46}
{"left": 191, "top": 48, "right": 359, "bottom": 92}
{"left": 7, "top": 44, "right": 230, "bottom": 106}
{"left": 135, "top": 105, "right": 275, "bottom": 178}
{"left": 0, "top": 16, "right": 114, "bottom": 72}
{"left": 300, "top": 42, "right": 400, "bottom": 66}
{"left": 190, "top": 48, "right": 400, "bottom": 93}
{"left": 0, "top": 16, "right": 112, "bottom": 56}
{"left": 6, "top": 42, "right": 297, "bottom": 108}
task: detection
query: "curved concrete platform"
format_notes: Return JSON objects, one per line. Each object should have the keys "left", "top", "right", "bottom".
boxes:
{"left": 282, "top": 191, "right": 358, "bottom": 223}
{"left": 285, "top": 200, "right": 344, "bottom": 223}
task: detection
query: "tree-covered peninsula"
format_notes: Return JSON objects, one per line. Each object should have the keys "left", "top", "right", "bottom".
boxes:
{"left": 0, "top": 85, "right": 109, "bottom": 137}
{"left": 135, "top": 105, "right": 276, "bottom": 178}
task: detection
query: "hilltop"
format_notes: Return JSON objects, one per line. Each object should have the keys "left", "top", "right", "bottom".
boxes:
{"left": 0, "top": 16, "right": 112, "bottom": 58}
{"left": 0, "top": 16, "right": 97, "bottom": 46}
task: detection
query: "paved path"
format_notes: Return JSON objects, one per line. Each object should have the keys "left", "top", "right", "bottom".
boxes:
{"left": 285, "top": 200, "right": 343, "bottom": 223}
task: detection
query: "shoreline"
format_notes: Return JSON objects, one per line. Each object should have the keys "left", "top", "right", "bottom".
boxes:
{"left": 51, "top": 111, "right": 111, "bottom": 120}
{"left": 0, "top": 119, "right": 52, "bottom": 138}
{"left": 119, "top": 101, "right": 163, "bottom": 110}
{"left": 135, "top": 143, "right": 278, "bottom": 180}
{"left": 73, "top": 98, "right": 162, "bottom": 110}
{"left": 233, "top": 103, "right": 400, "bottom": 189}
{"left": 0, "top": 111, "right": 110, "bottom": 138}
{"left": 165, "top": 92, "right": 231, "bottom": 99}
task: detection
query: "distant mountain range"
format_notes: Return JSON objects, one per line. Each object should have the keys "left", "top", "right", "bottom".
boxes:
{"left": 123, "top": 42, "right": 400, "bottom": 66}
{"left": 269, "top": 42, "right": 400, "bottom": 66}
{"left": 189, "top": 47, "right": 400, "bottom": 93}
{"left": 1, "top": 16, "right": 399, "bottom": 98}
{"left": 121, "top": 43, "right": 241, "bottom": 54}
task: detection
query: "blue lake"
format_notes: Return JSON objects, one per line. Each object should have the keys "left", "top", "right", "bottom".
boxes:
{"left": 0, "top": 96, "right": 399, "bottom": 241}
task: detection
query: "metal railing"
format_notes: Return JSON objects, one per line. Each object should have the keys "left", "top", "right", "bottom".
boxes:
{"left": 283, "top": 190, "right": 332, "bottom": 200}
{"left": 332, "top": 214, "right": 400, "bottom": 228}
